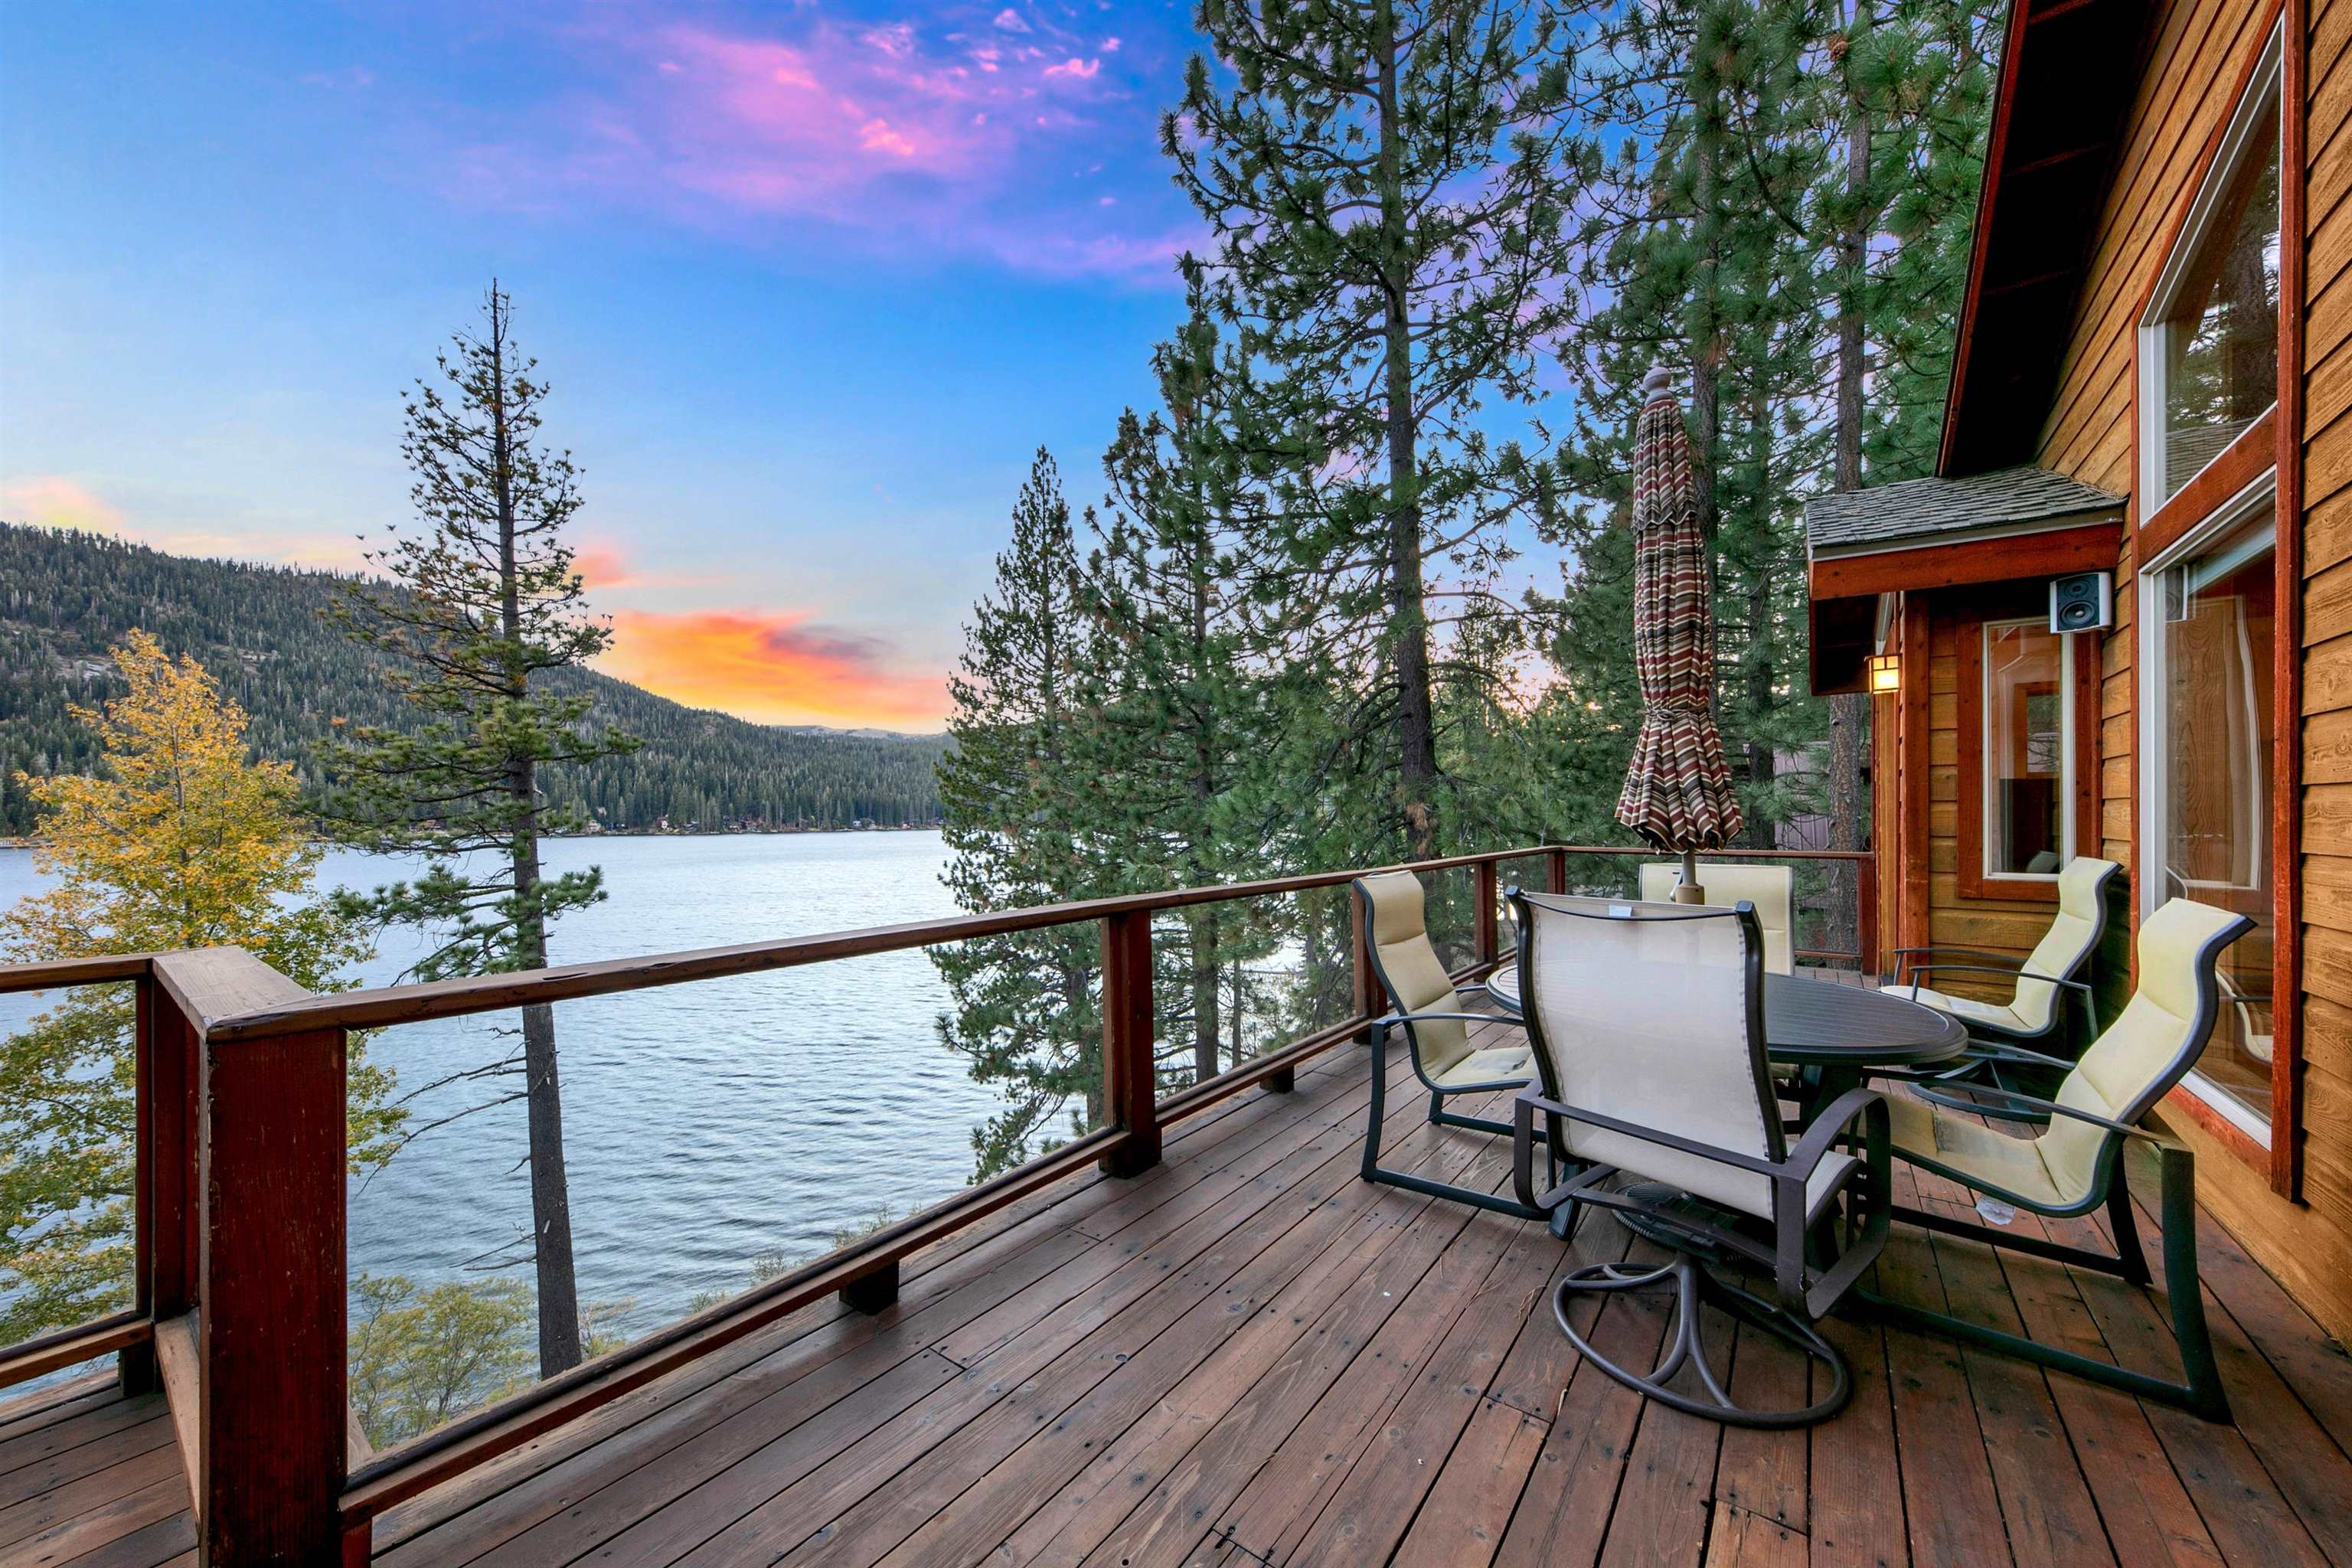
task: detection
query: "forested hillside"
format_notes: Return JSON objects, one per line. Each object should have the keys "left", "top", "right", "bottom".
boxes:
{"left": 0, "top": 524, "right": 946, "bottom": 834}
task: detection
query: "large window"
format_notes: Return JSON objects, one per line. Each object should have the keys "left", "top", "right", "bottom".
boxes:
{"left": 1981, "top": 620, "right": 2073, "bottom": 880}
{"left": 2145, "top": 495, "right": 2277, "bottom": 1136}
{"left": 2141, "top": 30, "right": 2282, "bottom": 504}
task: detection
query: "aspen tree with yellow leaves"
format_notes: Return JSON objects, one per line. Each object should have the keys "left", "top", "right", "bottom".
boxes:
{"left": 0, "top": 629, "right": 401, "bottom": 1341}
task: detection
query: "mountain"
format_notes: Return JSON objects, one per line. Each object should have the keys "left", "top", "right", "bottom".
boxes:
{"left": 0, "top": 524, "right": 948, "bottom": 835}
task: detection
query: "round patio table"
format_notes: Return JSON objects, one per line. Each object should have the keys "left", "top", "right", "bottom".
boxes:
{"left": 1481, "top": 965, "right": 1967, "bottom": 1122}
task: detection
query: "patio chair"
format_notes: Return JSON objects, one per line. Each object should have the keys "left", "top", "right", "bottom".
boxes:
{"left": 1885, "top": 856, "right": 2121, "bottom": 1117}
{"left": 1504, "top": 891, "right": 1890, "bottom": 1427}
{"left": 1354, "top": 871, "right": 1544, "bottom": 1219}
{"left": 1638, "top": 862, "right": 1795, "bottom": 974}
{"left": 1864, "top": 894, "right": 2254, "bottom": 1422}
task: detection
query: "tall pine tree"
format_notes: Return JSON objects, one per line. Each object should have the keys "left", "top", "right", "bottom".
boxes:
{"left": 325, "top": 284, "right": 636, "bottom": 1378}
{"left": 1170, "top": 0, "right": 1580, "bottom": 861}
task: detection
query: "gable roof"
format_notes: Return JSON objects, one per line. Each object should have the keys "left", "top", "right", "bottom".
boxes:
{"left": 1938, "top": 0, "right": 2163, "bottom": 476}
{"left": 1806, "top": 464, "right": 2125, "bottom": 558}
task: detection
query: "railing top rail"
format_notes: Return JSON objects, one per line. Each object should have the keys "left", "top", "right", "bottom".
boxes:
{"left": 196, "top": 843, "right": 1551, "bottom": 1043}
{"left": 1551, "top": 845, "right": 1873, "bottom": 862}
{"left": 0, "top": 952, "right": 155, "bottom": 995}
{"left": 0, "top": 841, "right": 1862, "bottom": 1044}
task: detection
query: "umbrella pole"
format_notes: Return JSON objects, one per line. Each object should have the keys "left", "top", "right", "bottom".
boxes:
{"left": 1675, "top": 848, "right": 1706, "bottom": 904}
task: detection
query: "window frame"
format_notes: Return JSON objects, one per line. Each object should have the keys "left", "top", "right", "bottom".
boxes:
{"left": 2137, "top": 472, "right": 2279, "bottom": 1149}
{"left": 2135, "top": 21, "right": 2285, "bottom": 510}
{"left": 1953, "top": 594, "right": 2099, "bottom": 906}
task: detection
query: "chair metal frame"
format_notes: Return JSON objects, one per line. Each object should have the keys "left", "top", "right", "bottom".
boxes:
{"left": 1505, "top": 892, "right": 1892, "bottom": 1427}
{"left": 1354, "top": 876, "right": 1548, "bottom": 1220}
{"left": 1862, "top": 903, "right": 2254, "bottom": 1423}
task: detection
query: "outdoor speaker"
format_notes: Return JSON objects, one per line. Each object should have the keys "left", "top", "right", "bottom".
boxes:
{"left": 2049, "top": 571, "right": 2113, "bottom": 634}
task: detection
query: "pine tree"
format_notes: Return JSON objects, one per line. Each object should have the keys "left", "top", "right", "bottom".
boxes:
{"left": 0, "top": 632, "right": 401, "bottom": 1341}
{"left": 1084, "top": 305, "right": 1290, "bottom": 1086}
{"left": 323, "top": 284, "right": 637, "bottom": 1377}
{"left": 933, "top": 450, "right": 1116, "bottom": 1178}
{"left": 1169, "top": 0, "right": 1580, "bottom": 861}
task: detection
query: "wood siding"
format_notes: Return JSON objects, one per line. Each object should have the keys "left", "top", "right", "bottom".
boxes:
{"left": 1978, "top": 0, "right": 2352, "bottom": 1340}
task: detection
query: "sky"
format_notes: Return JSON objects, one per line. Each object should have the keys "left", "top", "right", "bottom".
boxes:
{"left": 0, "top": 1, "right": 1225, "bottom": 730}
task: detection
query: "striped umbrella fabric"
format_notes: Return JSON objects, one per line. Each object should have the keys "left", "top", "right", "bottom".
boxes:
{"left": 1615, "top": 373, "right": 1743, "bottom": 853}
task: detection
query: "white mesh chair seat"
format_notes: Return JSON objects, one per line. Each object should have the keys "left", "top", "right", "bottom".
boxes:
{"left": 1504, "top": 890, "right": 1891, "bottom": 1428}
{"left": 1432, "top": 1042, "right": 1537, "bottom": 1088}
{"left": 1638, "top": 863, "right": 1795, "bottom": 974}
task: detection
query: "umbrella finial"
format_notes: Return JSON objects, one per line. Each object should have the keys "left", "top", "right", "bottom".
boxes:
{"left": 1642, "top": 365, "right": 1676, "bottom": 400}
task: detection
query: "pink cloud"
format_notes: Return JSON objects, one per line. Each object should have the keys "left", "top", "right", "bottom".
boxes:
{"left": 598, "top": 609, "right": 946, "bottom": 726}
{"left": 427, "top": 8, "right": 1189, "bottom": 284}
{"left": 1, "top": 475, "right": 124, "bottom": 532}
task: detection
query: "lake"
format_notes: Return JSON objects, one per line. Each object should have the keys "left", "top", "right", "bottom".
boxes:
{"left": 0, "top": 831, "right": 1017, "bottom": 1341}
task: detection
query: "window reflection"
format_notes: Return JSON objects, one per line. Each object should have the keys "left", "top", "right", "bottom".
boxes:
{"left": 2156, "top": 512, "right": 2275, "bottom": 1125}
{"left": 1983, "top": 622, "right": 2067, "bottom": 877}
{"left": 2159, "top": 94, "right": 2280, "bottom": 498}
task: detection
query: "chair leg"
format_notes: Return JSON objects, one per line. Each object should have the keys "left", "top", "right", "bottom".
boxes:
{"left": 2105, "top": 1168, "right": 2151, "bottom": 1288}
{"left": 1361, "top": 1024, "right": 1544, "bottom": 1220}
{"left": 1859, "top": 1148, "right": 2230, "bottom": 1422}
{"left": 1552, "top": 1253, "right": 1853, "bottom": 1429}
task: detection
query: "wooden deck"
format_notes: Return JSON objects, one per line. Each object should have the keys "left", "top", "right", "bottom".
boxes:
{"left": 8, "top": 994, "right": 2352, "bottom": 1567}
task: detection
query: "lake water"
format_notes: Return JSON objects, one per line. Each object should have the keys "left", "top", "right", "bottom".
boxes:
{"left": 0, "top": 831, "right": 1017, "bottom": 1341}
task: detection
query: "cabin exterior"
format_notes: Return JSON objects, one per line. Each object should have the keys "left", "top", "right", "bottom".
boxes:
{"left": 1808, "top": 0, "right": 2352, "bottom": 1339}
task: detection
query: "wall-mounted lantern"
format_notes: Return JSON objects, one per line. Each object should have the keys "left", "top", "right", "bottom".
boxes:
{"left": 1868, "top": 652, "right": 1901, "bottom": 694}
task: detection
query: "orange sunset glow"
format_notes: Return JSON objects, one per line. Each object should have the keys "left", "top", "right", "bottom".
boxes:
{"left": 596, "top": 608, "right": 949, "bottom": 729}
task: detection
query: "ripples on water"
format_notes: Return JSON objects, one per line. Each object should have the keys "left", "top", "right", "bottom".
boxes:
{"left": 0, "top": 831, "right": 1014, "bottom": 1341}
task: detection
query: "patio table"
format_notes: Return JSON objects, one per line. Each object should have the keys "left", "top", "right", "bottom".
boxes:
{"left": 1481, "top": 964, "right": 1967, "bottom": 1123}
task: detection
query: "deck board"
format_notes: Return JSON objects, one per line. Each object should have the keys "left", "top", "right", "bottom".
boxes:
{"left": 11, "top": 975, "right": 2352, "bottom": 1568}
{"left": 362, "top": 1014, "right": 2352, "bottom": 1567}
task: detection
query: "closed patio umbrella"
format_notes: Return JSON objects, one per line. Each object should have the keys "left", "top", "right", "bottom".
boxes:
{"left": 1616, "top": 365, "right": 1742, "bottom": 900}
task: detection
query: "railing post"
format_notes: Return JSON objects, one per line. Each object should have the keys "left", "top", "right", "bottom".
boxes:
{"left": 120, "top": 975, "right": 161, "bottom": 1396}
{"left": 201, "top": 1018, "right": 353, "bottom": 1564}
{"left": 1098, "top": 911, "right": 1160, "bottom": 1178}
{"left": 1475, "top": 861, "right": 1498, "bottom": 969}
{"left": 148, "top": 985, "right": 198, "bottom": 1325}
{"left": 1546, "top": 848, "right": 1568, "bottom": 897}
{"left": 151, "top": 949, "right": 356, "bottom": 1566}
{"left": 1857, "top": 853, "right": 1880, "bottom": 979}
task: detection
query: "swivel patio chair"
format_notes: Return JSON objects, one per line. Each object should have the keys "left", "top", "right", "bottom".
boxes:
{"left": 1865, "top": 894, "right": 2254, "bottom": 1422}
{"left": 1504, "top": 891, "right": 1890, "bottom": 1427}
{"left": 1354, "top": 871, "right": 1544, "bottom": 1218}
{"left": 1638, "top": 861, "right": 1796, "bottom": 974}
{"left": 1886, "top": 856, "right": 2121, "bottom": 1118}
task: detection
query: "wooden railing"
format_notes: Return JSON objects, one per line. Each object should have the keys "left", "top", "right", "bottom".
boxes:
{"left": 0, "top": 841, "right": 1872, "bottom": 1563}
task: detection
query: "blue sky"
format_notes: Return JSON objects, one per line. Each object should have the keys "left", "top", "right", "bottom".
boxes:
{"left": 1, "top": 1, "right": 1223, "bottom": 727}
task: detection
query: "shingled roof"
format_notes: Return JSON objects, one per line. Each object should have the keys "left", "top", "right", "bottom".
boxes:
{"left": 1805, "top": 464, "right": 2125, "bottom": 557}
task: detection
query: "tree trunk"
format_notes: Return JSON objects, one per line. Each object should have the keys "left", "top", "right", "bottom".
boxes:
{"left": 1828, "top": 0, "right": 1877, "bottom": 967}
{"left": 1376, "top": 0, "right": 1440, "bottom": 861}
{"left": 488, "top": 290, "right": 584, "bottom": 1378}
{"left": 1189, "top": 909, "right": 1221, "bottom": 1083}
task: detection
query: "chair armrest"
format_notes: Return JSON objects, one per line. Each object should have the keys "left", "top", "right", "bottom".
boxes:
{"left": 1889, "top": 946, "right": 2024, "bottom": 966}
{"left": 1783, "top": 1087, "right": 1888, "bottom": 1174}
{"left": 1906, "top": 964, "right": 2090, "bottom": 993}
{"left": 1877, "top": 1076, "right": 2162, "bottom": 1142}
{"left": 1960, "top": 1041, "right": 2077, "bottom": 1070}
{"left": 1384, "top": 1010, "right": 1522, "bottom": 1028}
